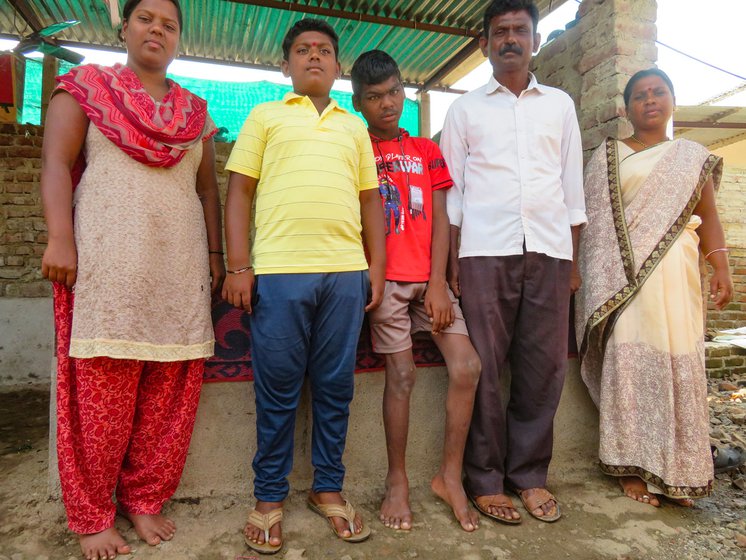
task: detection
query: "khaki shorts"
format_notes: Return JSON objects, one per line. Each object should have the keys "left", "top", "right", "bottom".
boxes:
{"left": 369, "top": 280, "right": 469, "bottom": 354}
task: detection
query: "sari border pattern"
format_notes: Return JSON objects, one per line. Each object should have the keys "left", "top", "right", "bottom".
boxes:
{"left": 599, "top": 462, "right": 712, "bottom": 498}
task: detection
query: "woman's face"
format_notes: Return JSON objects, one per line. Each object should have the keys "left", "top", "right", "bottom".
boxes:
{"left": 121, "top": 0, "right": 180, "bottom": 71}
{"left": 625, "top": 75, "right": 675, "bottom": 132}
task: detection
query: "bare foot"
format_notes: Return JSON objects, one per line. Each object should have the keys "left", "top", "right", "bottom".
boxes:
{"left": 244, "top": 500, "right": 283, "bottom": 549}
{"left": 120, "top": 512, "right": 176, "bottom": 545}
{"left": 79, "top": 527, "right": 131, "bottom": 560}
{"left": 309, "top": 491, "right": 366, "bottom": 539}
{"left": 431, "top": 472, "right": 479, "bottom": 532}
{"left": 618, "top": 477, "right": 660, "bottom": 507}
{"left": 473, "top": 494, "right": 521, "bottom": 523}
{"left": 664, "top": 496, "right": 694, "bottom": 507}
{"left": 380, "top": 473, "right": 412, "bottom": 530}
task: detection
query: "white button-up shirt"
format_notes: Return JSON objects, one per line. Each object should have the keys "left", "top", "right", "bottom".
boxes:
{"left": 441, "top": 73, "right": 586, "bottom": 262}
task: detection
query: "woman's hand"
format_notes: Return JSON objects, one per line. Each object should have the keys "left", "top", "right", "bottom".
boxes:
{"left": 709, "top": 267, "right": 733, "bottom": 310}
{"left": 42, "top": 235, "right": 78, "bottom": 288}
{"left": 209, "top": 253, "right": 226, "bottom": 295}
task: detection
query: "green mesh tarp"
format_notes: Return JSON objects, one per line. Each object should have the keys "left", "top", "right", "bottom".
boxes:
{"left": 21, "top": 58, "right": 419, "bottom": 141}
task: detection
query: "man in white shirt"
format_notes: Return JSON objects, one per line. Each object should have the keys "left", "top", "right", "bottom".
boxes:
{"left": 441, "top": 0, "right": 585, "bottom": 525}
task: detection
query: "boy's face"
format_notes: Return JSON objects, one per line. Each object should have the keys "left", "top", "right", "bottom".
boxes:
{"left": 353, "top": 75, "right": 404, "bottom": 140}
{"left": 281, "top": 30, "right": 340, "bottom": 98}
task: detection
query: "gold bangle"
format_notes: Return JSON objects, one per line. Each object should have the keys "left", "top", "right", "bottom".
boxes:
{"left": 227, "top": 265, "right": 253, "bottom": 274}
{"left": 704, "top": 248, "right": 728, "bottom": 260}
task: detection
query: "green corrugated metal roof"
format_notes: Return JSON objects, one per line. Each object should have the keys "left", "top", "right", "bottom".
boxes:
{"left": 1, "top": 0, "right": 568, "bottom": 90}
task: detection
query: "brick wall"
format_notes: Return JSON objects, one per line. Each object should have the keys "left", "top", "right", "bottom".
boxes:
{"left": 705, "top": 342, "right": 746, "bottom": 379}
{"left": 706, "top": 167, "right": 746, "bottom": 332}
{"left": 532, "top": 0, "right": 658, "bottom": 156}
{"left": 0, "top": 124, "right": 235, "bottom": 297}
{"left": 0, "top": 124, "right": 48, "bottom": 297}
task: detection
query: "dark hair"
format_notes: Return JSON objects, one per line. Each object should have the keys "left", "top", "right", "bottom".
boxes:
{"left": 623, "top": 68, "right": 676, "bottom": 106}
{"left": 350, "top": 50, "right": 402, "bottom": 98}
{"left": 282, "top": 18, "right": 339, "bottom": 61}
{"left": 483, "top": 0, "right": 539, "bottom": 36}
{"left": 120, "top": 0, "right": 183, "bottom": 40}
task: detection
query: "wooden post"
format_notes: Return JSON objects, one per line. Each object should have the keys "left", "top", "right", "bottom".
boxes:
{"left": 417, "top": 91, "right": 431, "bottom": 139}
{"left": 41, "top": 54, "right": 59, "bottom": 124}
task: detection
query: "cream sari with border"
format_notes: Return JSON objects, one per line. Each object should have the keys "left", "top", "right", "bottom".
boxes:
{"left": 576, "top": 138, "right": 722, "bottom": 498}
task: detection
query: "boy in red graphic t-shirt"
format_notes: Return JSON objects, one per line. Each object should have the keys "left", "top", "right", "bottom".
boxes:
{"left": 352, "top": 50, "right": 482, "bottom": 533}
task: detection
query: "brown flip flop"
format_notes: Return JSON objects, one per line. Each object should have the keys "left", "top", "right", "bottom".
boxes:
{"left": 514, "top": 488, "right": 561, "bottom": 522}
{"left": 468, "top": 493, "right": 522, "bottom": 525}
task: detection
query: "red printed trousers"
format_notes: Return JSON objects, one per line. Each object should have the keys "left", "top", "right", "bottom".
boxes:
{"left": 54, "top": 285, "right": 204, "bottom": 534}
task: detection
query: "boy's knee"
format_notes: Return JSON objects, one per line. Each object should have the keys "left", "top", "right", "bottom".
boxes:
{"left": 386, "top": 362, "right": 417, "bottom": 395}
{"left": 450, "top": 356, "right": 481, "bottom": 388}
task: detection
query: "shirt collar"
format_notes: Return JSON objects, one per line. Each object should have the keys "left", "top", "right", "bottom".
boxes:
{"left": 368, "top": 128, "right": 410, "bottom": 143}
{"left": 484, "top": 72, "right": 545, "bottom": 95}
{"left": 282, "top": 91, "right": 344, "bottom": 113}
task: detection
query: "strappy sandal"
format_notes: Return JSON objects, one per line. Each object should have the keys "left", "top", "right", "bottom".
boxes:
{"left": 306, "top": 497, "right": 371, "bottom": 542}
{"left": 467, "top": 493, "right": 522, "bottom": 525}
{"left": 244, "top": 508, "right": 283, "bottom": 555}
{"left": 514, "top": 488, "right": 561, "bottom": 522}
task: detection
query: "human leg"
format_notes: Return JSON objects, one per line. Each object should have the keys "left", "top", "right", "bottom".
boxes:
{"left": 430, "top": 332, "right": 481, "bottom": 532}
{"left": 246, "top": 274, "right": 316, "bottom": 548}
{"left": 57, "top": 355, "right": 140, "bottom": 559}
{"left": 380, "top": 350, "right": 417, "bottom": 530}
{"left": 116, "top": 359, "right": 204, "bottom": 544}
{"left": 369, "top": 281, "right": 425, "bottom": 530}
{"left": 504, "top": 253, "right": 571, "bottom": 520}
{"left": 459, "top": 256, "right": 523, "bottom": 522}
{"left": 306, "top": 271, "right": 368, "bottom": 539}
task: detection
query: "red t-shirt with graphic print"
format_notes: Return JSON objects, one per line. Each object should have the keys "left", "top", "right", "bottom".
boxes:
{"left": 369, "top": 129, "right": 453, "bottom": 282}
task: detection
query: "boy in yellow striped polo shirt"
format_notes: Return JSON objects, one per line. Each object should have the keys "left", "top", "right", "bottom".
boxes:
{"left": 222, "top": 18, "right": 386, "bottom": 555}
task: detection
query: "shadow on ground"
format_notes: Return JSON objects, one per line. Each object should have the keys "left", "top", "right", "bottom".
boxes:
{"left": 0, "top": 386, "right": 744, "bottom": 560}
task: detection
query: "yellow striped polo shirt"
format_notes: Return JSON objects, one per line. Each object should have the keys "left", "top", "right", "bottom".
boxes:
{"left": 226, "top": 92, "right": 378, "bottom": 274}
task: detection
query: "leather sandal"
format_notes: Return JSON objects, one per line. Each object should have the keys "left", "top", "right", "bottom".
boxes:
{"left": 514, "top": 488, "right": 561, "bottom": 522}
{"left": 307, "top": 497, "right": 371, "bottom": 542}
{"left": 244, "top": 508, "right": 283, "bottom": 554}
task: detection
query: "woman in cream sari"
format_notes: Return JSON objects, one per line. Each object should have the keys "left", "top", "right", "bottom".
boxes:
{"left": 576, "top": 68, "right": 733, "bottom": 507}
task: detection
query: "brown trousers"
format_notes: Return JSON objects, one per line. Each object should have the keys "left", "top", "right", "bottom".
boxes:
{"left": 460, "top": 253, "right": 570, "bottom": 495}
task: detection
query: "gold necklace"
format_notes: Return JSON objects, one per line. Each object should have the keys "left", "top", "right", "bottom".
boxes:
{"left": 630, "top": 134, "right": 668, "bottom": 149}
{"left": 630, "top": 135, "right": 649, "bottom": 148}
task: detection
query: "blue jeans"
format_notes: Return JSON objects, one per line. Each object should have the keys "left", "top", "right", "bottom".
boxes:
{"left": 249, "top": 271, "right": 367, "bottom": 502}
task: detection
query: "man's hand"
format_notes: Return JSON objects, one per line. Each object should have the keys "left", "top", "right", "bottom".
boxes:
{"left": 425, "top": 280, "right": 454, "bottom": 334}
{"left": 365, "top": 262, "right": 385, "bottom": 312}
{"left": 222, "top": 269, "right": 255, "bottom": 313}
{"left": 570, "top": 263, "right": 582, "bottom": 294}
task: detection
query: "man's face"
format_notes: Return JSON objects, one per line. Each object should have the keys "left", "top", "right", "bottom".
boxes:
{"left": 479, "top": 10, "right": 540, "bottom": 77}
{"left": 281, "top": 30, "right": 340, "bottom": 97}
{"left": 353, "top": 75, "right": 405, "bottom": 139}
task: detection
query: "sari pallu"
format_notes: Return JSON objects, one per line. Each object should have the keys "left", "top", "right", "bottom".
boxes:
{"left": 576, "top": 138, "right": 722, "bottom": 498}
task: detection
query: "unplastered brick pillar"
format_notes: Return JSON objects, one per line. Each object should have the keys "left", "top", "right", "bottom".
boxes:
{"left": 578, "top": 0, "right": 658, "bottom": 151}
{"left": 533, "top": 0, "right": 658, "bottom": 156}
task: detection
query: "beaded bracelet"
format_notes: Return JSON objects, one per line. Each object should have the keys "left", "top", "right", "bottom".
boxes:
{"left": 227, "top": 265, "right": 253, "bottom": 274}
{"left": 704, "top": 248, "right": 729, "bottom": 260}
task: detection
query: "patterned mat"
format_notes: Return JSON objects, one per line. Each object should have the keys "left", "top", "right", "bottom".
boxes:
{"left": 204, "top": 300, "right": 446, "bottom": 382}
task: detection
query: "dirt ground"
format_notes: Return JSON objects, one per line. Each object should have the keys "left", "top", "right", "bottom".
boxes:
{"left": 0, "top": 384, "right": 744, "bottom": 560}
